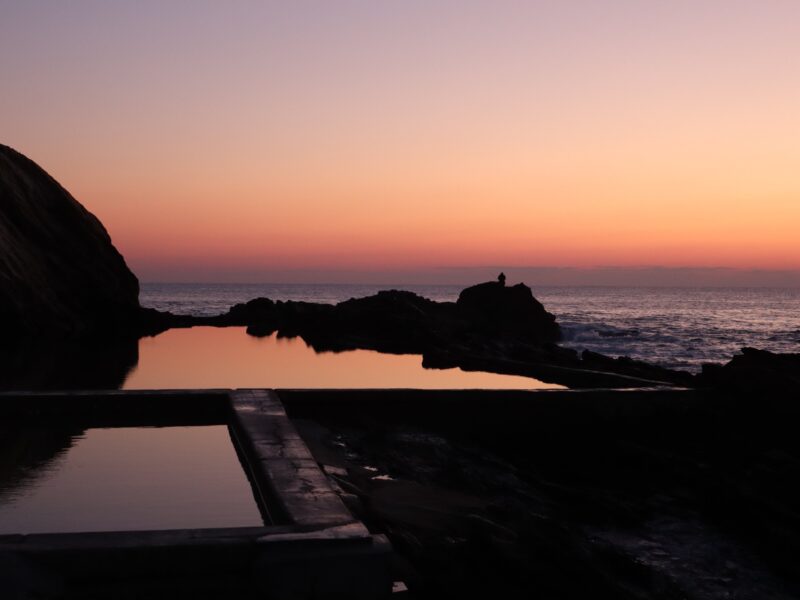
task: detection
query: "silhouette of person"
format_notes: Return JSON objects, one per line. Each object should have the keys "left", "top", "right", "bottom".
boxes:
{"left": 498, "top": 272, "right": 506, "bottom": 286}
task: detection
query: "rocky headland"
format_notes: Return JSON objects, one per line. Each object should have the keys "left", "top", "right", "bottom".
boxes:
{"left": 0, "top": 144, "right": 140, "bottom": 338}
{"left": 0, "top": 145, "right": 142, "bottom": 390}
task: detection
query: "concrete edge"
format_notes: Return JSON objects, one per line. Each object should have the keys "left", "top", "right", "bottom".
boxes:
{"left": 229, "top": 389, "right": 361, "bottom": 530}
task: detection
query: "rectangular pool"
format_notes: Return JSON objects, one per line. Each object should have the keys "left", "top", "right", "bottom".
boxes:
{"left": 0, "top": 424, "right": 265, "bottom": 534}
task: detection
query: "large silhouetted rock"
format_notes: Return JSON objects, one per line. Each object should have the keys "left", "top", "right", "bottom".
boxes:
{"left": 456, "top": 280, "right": 560, "bottom": 343}
{"left": 0, "top": 144, "right": 140, "bottom": 337}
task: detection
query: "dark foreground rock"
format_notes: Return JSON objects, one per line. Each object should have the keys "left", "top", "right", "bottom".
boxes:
{"left": 284, "top": 389, "right": 800, "bottom": 599}
{"left": 0, "top": 144, "right": 140, "bottom": 337}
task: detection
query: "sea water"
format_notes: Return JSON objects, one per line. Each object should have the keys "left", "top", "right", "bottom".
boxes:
{"left": 141, "top": 283, "right": 800, "bottom": 372}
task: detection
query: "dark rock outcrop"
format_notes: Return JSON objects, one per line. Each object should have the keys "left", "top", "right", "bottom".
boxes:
{"left": 287, "top": 281, "right": 563, "bottom": 355}
{"left": 0, "top": 144, "right": 139, "bottom": 337}
{"left": 457, "top": 280, "right": 560, "bottom": 343}
{"left": 299, "top": 292, "right": 451, "bottom": 354}
{"left": 699, "top": 347, "right": 800, "bottom": 396}
{"left": 146, "top": 282, "right": 563, "bottom": 355}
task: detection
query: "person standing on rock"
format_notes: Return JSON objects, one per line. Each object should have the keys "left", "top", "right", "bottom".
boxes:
{"left": 498, "top": 272, "right": 506, "bottom": 286}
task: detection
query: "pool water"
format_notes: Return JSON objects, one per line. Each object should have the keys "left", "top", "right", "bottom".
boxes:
{"left": 0, "top": 425, "right": 264, "bottom": 534}
{"left": 123, "top": 327, "right": 561, "bottom": 390}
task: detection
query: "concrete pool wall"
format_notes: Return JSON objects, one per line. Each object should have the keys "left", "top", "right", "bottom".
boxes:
{"left": 0, "top": 385, "right": 703, "bottom": 598}
{"left": 0, "top": 389, "right": 392, "bottom": 599}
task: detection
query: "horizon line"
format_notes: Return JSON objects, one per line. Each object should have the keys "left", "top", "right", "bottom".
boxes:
{"left": 136, "top": 264, "right": 800, "bottom": 289}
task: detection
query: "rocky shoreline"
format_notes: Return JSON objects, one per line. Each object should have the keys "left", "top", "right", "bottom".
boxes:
{"left": 138, "top": 279, "right": 692, "bottom": 390}
{"left": 3, "top": 143, "right": 797, "bottom": 395}
{"left": 137, "top": 280, "right": 799, "bottom": 395}
{"left": 282, "top": 388, "right": 800, "bottom": 600}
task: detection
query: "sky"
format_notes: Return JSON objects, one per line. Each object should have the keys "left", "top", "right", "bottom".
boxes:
{"left": 1, "top": 1, "right": 799, "bottom": 284}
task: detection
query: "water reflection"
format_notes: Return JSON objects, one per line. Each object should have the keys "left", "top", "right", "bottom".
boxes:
{"left": 124, "top": 327, "right": 561, "bottom": 389}
{"left": 0, "top": 337, "right": 137, "bottom": 390}
{"left": 0, "top": 424, "right": 81, "bottom": 504}
{"left": 0, "top": 425, "right": 263, "bottom": 534}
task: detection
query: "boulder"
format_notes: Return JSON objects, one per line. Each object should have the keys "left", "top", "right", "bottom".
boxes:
{"left": 225, "top": 297, "right": 277, "bottom": 325}
{"left": 700, "top": 347, "right": 800, "bottom": 396}
{"left": 0, "top": 144, "right": 139, "bottom": 337}
{"left": 456, "top": 281, "right": 560, "bottom": 343}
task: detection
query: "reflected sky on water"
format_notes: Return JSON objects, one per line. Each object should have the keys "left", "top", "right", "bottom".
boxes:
{"left": 123, "top": 326, "right": 561, "bottom": 390}
{"left": 0, "top": 425, "right": 263, "bottom": 534}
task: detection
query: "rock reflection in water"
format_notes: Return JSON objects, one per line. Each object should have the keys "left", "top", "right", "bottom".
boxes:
{"left": 0, "top": 424, "right": 81, "bottom": 505}
{"left": 0, "top": 337, "right": 138, "bottom": 390}
{"left": 123, "top": 326, "right": 561, "bottom": 390}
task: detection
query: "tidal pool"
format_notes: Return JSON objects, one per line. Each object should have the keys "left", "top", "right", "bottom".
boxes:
{"left": 123, "top": 326, "right": 562, "bottom": 390}
{"left": 0, "top": 425, "right": 263, "bottom": 534}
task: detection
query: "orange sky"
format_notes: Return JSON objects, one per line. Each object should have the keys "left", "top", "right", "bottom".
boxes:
{"left": 2, "top": 2, "right": 799, "bottom": 281}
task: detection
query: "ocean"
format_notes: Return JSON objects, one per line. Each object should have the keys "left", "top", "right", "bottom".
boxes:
{"left": 140, "top": 283, "right": 800, "bottom": 373}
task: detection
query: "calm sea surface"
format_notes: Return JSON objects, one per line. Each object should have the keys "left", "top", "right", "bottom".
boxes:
{"left": 141, "top": 283, "right": 800, "bottom": 372}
